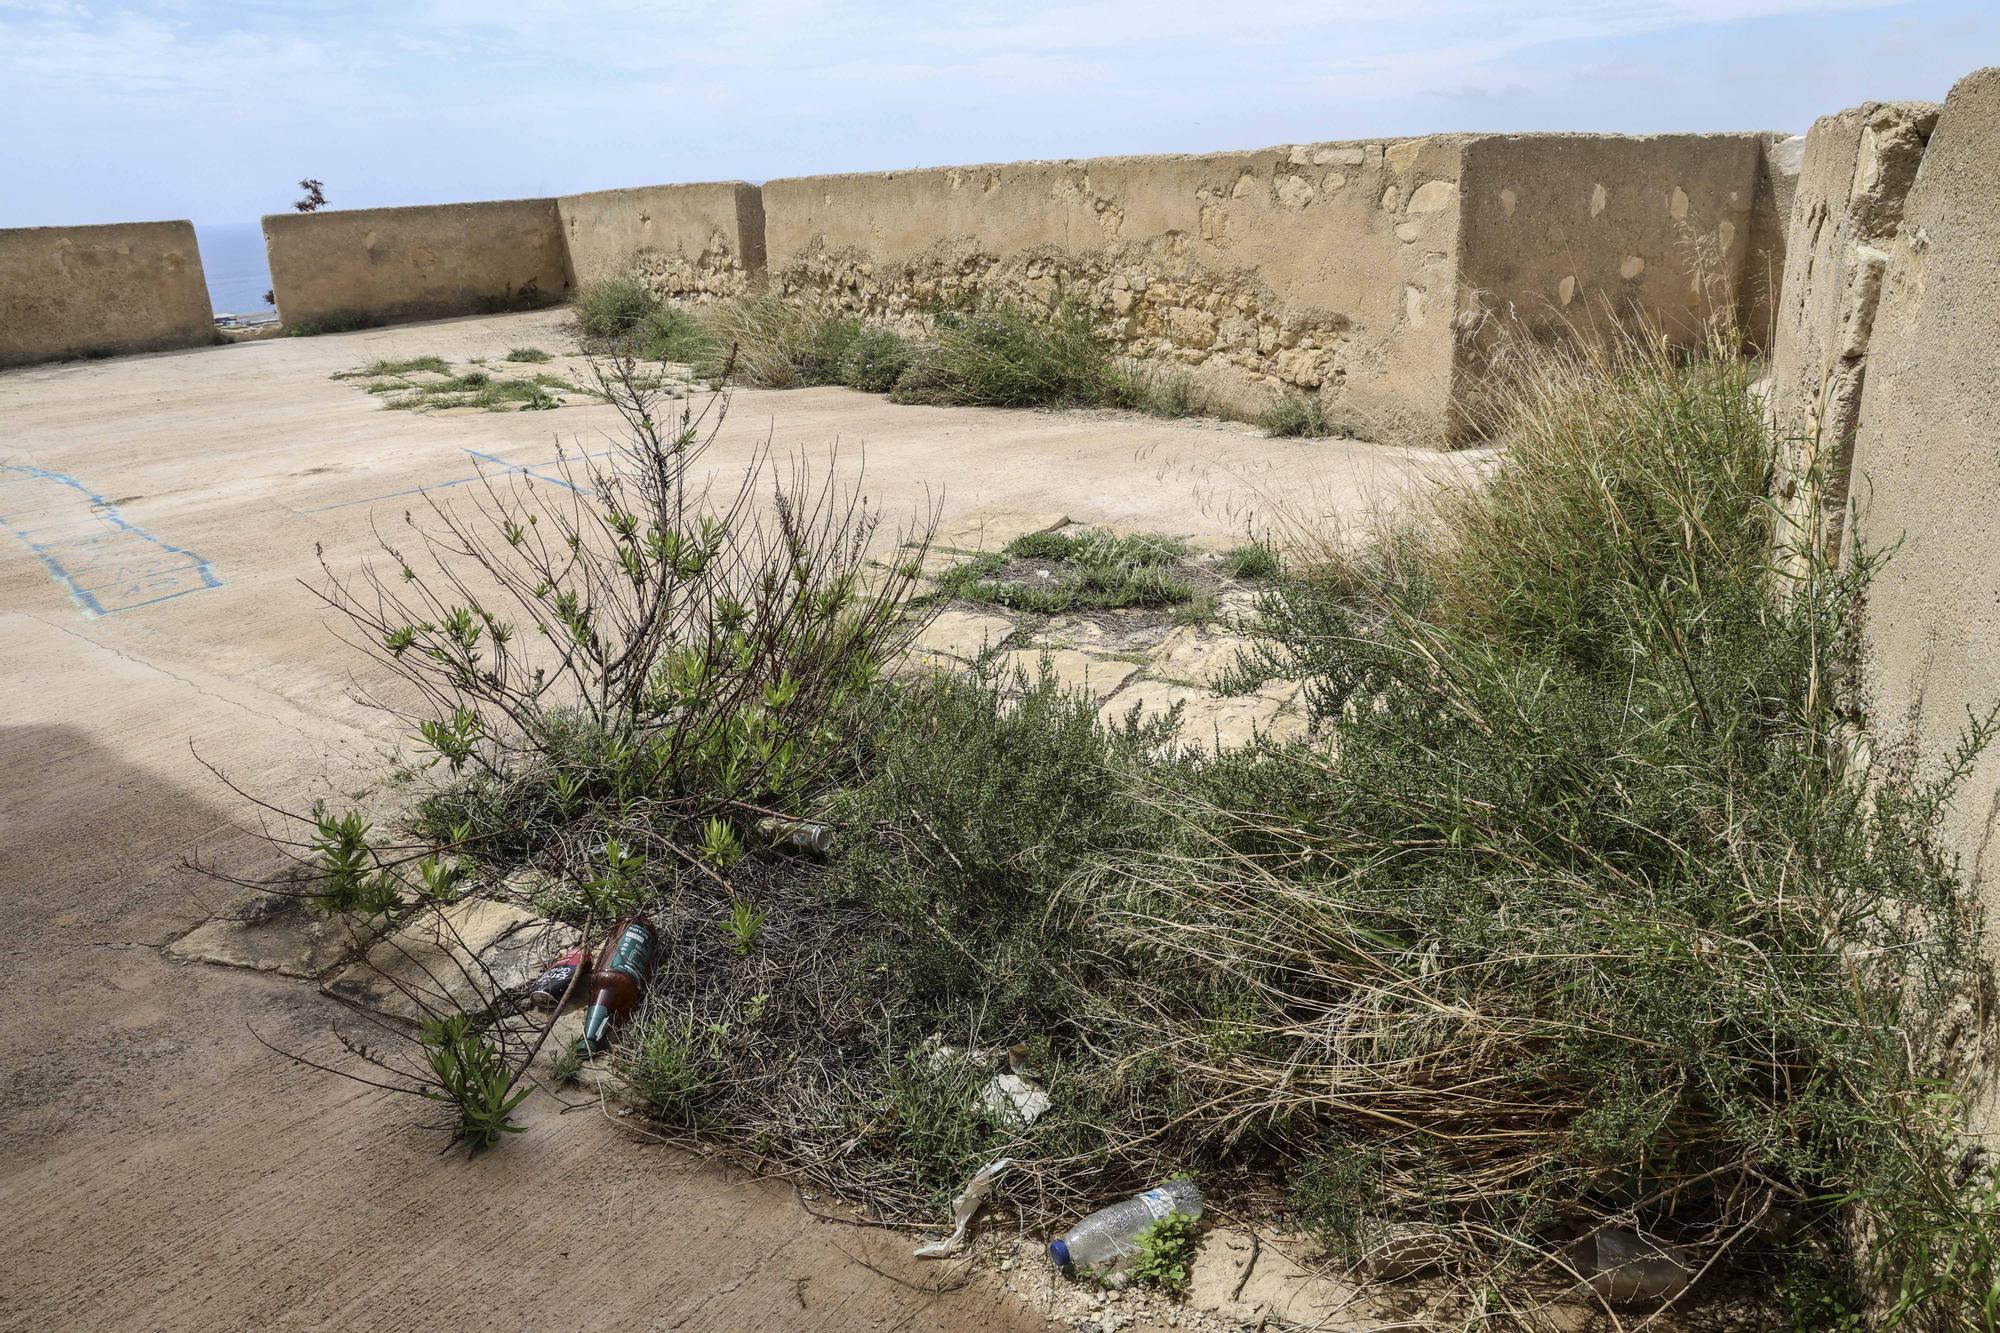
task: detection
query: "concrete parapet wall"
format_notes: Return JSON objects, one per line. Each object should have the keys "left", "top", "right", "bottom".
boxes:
{"left": 558, "top": 182, "right": 766, "bottom": 301}
{"left": 263, "top": 198, "right": 570, "bottom": 330}
{"left": 1767, "top": 100, "right": 1939, "bottom": 564}
{"left": 1832, "top": 68, "right": 2000, "bottom": 938}
{"left": 764, "top": 132, "right": 1779, "bottom": 445}
{"left": 0, "top": 221, "right": 215, "bottom": 368}
{"left": 764, "top": 142, "right": 1465, "bottom": 442}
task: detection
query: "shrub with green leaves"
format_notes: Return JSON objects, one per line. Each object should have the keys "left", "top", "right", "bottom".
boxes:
{"left": 829, "top": 663, "right": 1171, "bottom": 1024}
{"left": 1258, "top": 389, "right": 1333, "bottom": 437}
{"left": 574, "top": 274, "right": 659, "bottom": 340}
{"left": 316, "top": 365, "right": 932, "bottom": 914}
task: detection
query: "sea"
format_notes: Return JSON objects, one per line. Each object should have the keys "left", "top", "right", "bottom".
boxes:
{"left": 194, "top": 221, "right": 275, "bottom": 318}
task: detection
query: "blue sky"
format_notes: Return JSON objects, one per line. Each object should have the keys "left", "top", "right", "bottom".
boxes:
{"left": 1, "top": 0, "right": 1993, "bottom": 227}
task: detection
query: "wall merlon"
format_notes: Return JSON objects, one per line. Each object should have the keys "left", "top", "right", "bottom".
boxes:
{"left": 0, "top": 221, "right": 216, "bottom": 368}
{"left": 262, "top": 196, "right": 570, "bottom": 331}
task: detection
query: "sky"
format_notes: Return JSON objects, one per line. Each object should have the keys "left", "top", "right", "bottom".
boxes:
{"left": 1, "top": 0, "right": 1994, "bottom": 228}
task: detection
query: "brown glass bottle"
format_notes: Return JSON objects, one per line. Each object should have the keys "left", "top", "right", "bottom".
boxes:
{"left": 573, "top": 915, "right": 658, "bottom": 1056}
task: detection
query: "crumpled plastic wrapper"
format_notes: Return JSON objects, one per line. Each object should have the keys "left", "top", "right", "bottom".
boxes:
{"left": 913, "top": 1157, "right": 1014, "bottom": 1259}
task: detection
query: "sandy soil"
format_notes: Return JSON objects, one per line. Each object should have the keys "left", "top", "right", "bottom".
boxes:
{"left": 0, "top": 310, "right": 1478, "bottom": 1331}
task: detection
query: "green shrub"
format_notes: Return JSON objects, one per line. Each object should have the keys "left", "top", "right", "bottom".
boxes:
{"left": 839, "top": 325, "right": 914, "bottom": 393}
{"left": 892, "top": 298, "right": 1117, "bottom": 409}
{"left": 626, "top": 1012, "right": 711, "bottom": 1122}
{"left": 1259, "top": 389, "right": 1333, "bottom": 437}
{"left": 504, "top": 347, "right": 552, "bottom": 363}
{"left": 574, "top": 274, "right": 659, "bottom": 340}
{"left": 1222, "top": 542, "right": 1278, "bottom": 580}
{"left": 1094, "top": 328, "right": 1998, "bottom": 1317}
{"left": 829, "top": 664, "right": 1171, "bottom": 1024}
{"left": 417, "top": 1012, "right": 532, "bottom": 1151}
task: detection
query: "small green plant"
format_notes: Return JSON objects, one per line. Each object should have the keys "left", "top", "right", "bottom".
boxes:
{"left": 582, "top": 839, "right": 649, "bottom": 918}
{"left": 1288, "top": 1149, "right": 1378, "bottom": 1259}
{"left": 504, "top": 347, "right": 552, "bottom": 363}
{"left": 417, "top": 1012, "right": 532, "bottom": 1151}
{"left": 839, "top": 325, "right": 914, "bottom": 393}
{"left": 700, "top": 816, "right": 744, "bottom": 869}
{"left": 1131, "top": 1209, "right": 1200, "bottom": 1293}
{"left": 1222, "top": 542, "right": 1278, "bottom": 580}
{"left": 1259, "top": 389, "right": 1333, "bottom": 438}
{"left": 545, "top": 1043, "right": 584, "bottom": 1087}
{"left": 308, "top": 802, "right": 398, "bottom": 916}
{"left": 721, "top": 898, "right": 767, "bottom": 955}
{"left": 627, "top": 1012, "right": 709, "bottom": 1121}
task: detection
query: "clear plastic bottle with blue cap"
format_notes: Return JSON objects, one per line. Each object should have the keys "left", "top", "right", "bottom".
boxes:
{"left": 1047, "top": 1178, "right": 1202, "bottom": 1272}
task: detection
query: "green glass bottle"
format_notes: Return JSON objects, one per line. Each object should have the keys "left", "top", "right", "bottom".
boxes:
{"left": 574, "top": 915, "right": 658, "bottom": 1057}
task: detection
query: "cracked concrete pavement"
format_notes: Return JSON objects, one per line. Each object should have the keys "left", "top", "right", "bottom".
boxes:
{"left": 0, "top": 308, "right": 1478, "bottom": 1331}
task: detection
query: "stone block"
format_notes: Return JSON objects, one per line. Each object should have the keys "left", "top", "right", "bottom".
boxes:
{"left": 166, "top": 896, "right": 357, "bottom": 979}
{"left": 322, "top": 898, "right": 567, "bottom": 1024}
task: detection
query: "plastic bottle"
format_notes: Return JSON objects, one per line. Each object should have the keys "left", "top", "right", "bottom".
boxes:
{"left": 1048, "top": 1179, "right": 1203, "bottom": 1272}
{"left": 573, "top": 916, "right": 658, "bottom": 1056}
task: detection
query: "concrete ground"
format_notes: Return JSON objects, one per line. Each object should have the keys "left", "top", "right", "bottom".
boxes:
{"left": 0, "top": 309, "right": 1478, "bottom": 1331}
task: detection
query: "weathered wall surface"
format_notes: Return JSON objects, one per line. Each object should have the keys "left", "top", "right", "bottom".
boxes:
{"left": 1836, "top": 69, "right": 2000, "bottom": 927}
{"left": 557, "top": 182, "right": 766, "bottom": 301}
{"left": 1766, "top": 101, "right": 1939, "bottom": 565}
{"left": 264, "top": 199, "right": 570, "bottom": 330}
{"left": 763, "top": 141, "right": 1468, "bottom": 443}
{"left": 1457, "top": 133, "right": 1770, "bottom": 351}
{"left": 1742, "top": 134, "right": 1806, "bottom": 351}
{"left": 0, "top": 222, "right": 215, "bottom": 368}
{"left": 764, "top": 133, "right": 1784, "bottom": 445}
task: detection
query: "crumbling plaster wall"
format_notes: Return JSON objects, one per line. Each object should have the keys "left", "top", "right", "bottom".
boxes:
{"left": 1834, "top": 68, "right": 2000, "bottom": 952}
{"left": 558, "top": 182, "right": 766, "bottom": 302}
{"left": 765, "top": 133, "right": 1786, "bottom": 446}
{"left": 763, "top": 140, "right": 1468, "bottom": 444}
{"left": 1765, "top": 101, "right": 1939, "bottom": 567}
{"left": 263, "top": 198, "right": 571, "bottom": 330}
{"left": 0, "top": 221, "right": 215, "bottom": 369}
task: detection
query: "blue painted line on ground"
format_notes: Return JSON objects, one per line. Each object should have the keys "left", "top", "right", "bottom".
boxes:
{"left": 0, "top": 464, "right": 222, "bottom": 617}
{"left": 302, "top": 448, "right": 607, "bottom": 514}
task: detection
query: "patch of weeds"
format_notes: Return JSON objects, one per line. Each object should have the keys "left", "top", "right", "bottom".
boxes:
{"left": 504, "top": 347, "right": 552, "bottom": 363}
{"left": 828, "top": 664, "right": 1172, "bottom": 1025}
{"left": 935, "top": 529, "right": 1195, "bottom": 614}
{"left": 1131, "top": 1208, "right": 1200, "bottom": 1293}
{"left": 1222, "top": 542, "right": 1278, "bottom": 580}
{"left": 574, "top": 274, "right": 658, "bottom": 340}
{"left": 1259, "top": 389, "right": 1333, "bottom": 438}
{"left": 333, "top": 355, "right": 448, "bottom": 380}
{"left": 882, "top": 1053, "right": 1008, "bottom": 1208}
{"left": 839, "top": 325, "right": 914, "bottom": 393}
{"left": 636, "top": 305, "right": 721, "bottom": 368}
{"left": 1288, "top": 1148, "right": 1380, "bottom": 1260}
{"left": 625, "top": 1011, "right": 711, "bottom": 1122}
{"left": 891, "top": 297, "right": 1118, "bottom": 409}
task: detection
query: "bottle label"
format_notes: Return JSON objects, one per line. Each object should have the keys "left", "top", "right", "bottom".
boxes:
{"left": 602, "top": 924, "right": 654, "bottom": 982}
{"left": 1139, "top": 1188, "right": 1176, "bottom": 1221}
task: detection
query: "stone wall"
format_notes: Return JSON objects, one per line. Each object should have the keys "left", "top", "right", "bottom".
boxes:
{"left": 263, "top": 198, "right": 571, "bottom": 330}
{"left": 557, "top": 182, "right": 766, "bottom": 302}
{"left": 1782, "top": 69, "right": 2000, "bottom": 973}
{"left": 0, "top": 221, "right": 216, "bottom": 368}
{"left": 763, "top": 133, "right": 1782, "bottom": 446}
{"left": 764, "top": 143, "right": 1464, "bottom": 442}
{"left": 1766, "top": 101, "right": 1939, "bottom": 567}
